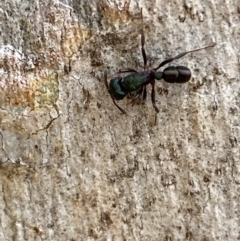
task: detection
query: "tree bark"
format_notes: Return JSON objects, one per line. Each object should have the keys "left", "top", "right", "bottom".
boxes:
{"left": 0, "top": 0, "right": 239, "bottom": 240}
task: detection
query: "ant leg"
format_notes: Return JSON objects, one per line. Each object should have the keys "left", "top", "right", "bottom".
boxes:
{"left": 118, "top": 68, "right": 138, "bottom": 74}
{"left": 151, "top": 81, "right": 159, "bottom": 113}
{"left": 104, "top": 70, "right": 109, "bottom": 90}
{"left": 132, "top": 87, "right": 143, "bottom": 100}
{"left": 141, "top": 8, "right": 147, "bottom": 70}
{"left": 112, "top": 98, "right": 127, "bottom": 114}
{"left": 142, "top": 85, "right": 147, "bottom": 103}
{"left": 153, "top": 43, "right": 216, "bottom": 71}
{"left": 104, "top": 70, "right": 126, "bottom": 114}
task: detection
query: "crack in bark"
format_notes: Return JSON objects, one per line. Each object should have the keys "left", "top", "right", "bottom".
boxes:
{"left": 31, "top": 114, "right": 60, "bottom": 135}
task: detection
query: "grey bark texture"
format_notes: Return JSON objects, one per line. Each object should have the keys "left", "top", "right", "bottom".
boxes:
{"left": 0, "top": 0, "right": 239, "bottom": 240}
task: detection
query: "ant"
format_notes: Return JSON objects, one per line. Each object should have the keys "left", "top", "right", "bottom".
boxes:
{"left": 104, "top": 8, "right": 215, "bottom": 114}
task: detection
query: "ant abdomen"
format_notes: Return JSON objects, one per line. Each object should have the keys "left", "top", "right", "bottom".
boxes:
{"left": 163, "top": 66, "right": 191, "bottom": 83}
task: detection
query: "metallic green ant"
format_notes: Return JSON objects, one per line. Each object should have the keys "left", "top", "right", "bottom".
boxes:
{"left": 104, "top": 9, "right": 215, "bottom": 114}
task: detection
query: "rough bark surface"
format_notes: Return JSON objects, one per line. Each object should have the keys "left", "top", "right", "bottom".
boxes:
{"left": 0, "top": 0, "right": 239, "bottom": 240}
